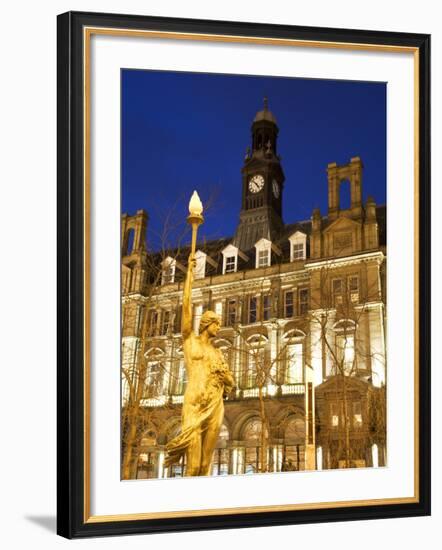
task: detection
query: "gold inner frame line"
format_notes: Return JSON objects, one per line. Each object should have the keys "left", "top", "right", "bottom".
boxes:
{"left": 82, "top": 25, "right": 420, "bottom": 524}
{"left": 85, "top": 26, "right": 418, "bottom": 54}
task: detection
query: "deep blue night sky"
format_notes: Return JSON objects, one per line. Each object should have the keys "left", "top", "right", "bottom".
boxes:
{"left": 122, "top": 70, "right": 386, "bottom": 250}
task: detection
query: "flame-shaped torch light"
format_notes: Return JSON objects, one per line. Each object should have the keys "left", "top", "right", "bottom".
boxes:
{"left": 187, "top": 190, "right": 204, "bottom": 258}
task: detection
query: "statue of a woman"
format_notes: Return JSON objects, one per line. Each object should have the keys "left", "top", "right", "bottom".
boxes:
{"left": 165, "top": 254, "right": 235, "bottom": 476}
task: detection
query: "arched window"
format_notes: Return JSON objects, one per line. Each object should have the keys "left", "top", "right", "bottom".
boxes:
{"left": 243, "top": 334, "right": 267, "bottom": 390}
{"left": 243, "top": 418, "right": 263, "bottom": 441}
{"left": 285, "top": 417, "right": 305, "bottom": 443}
{"left": 282, "top": 329, "right": 306, "bottom": 385}
{"left": 286, "top": 344, "right": 303, "bottom": 383}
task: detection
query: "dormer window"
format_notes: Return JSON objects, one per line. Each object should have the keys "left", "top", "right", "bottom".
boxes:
{"left": 161, "top": 257, "right": 176, "bottom": 285}
{"left": 255, "top": 238, "right": 271, "bottom": 268}
{"left": 194, "top": 249, "right": 217, "bottom": 279}
{"left": 221, "top": 244, "right": 248, "bottom": 275}
{"left": 289, "top": 231, "right": 307, "bottom": 262}
{"left": 254, "top": 238, "right": 280, "bottom": 269}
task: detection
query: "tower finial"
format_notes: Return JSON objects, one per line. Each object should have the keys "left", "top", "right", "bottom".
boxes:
{"left": 263, "top": 96, "right": 268, "bottom": 110}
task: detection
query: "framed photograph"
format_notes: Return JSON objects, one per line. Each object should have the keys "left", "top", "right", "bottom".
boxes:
{"left": 57, "top": 11, "right": 430, "bottom": 538}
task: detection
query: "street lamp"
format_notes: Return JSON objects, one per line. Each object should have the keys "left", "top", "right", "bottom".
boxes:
{"left": 187, "top": 190, "right": 204, "bottom": 258}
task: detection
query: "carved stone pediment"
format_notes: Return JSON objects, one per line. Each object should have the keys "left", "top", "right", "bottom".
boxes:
{"left": 323, "top": 216, "right": 361, "bottom": 234}
{"left": 322, "top": 216, "right": 363, "bottom": 257}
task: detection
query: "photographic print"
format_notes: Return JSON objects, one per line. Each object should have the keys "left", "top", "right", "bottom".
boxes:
{"left": 57, "top": 12, "right": 430, "bottom": 537}
{"left": 120, "top": 70, "right": 387, "bottom": 481}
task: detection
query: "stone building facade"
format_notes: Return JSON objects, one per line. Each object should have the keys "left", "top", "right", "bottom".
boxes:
{"left": 121, "top": 101, "right": 387, "bottom": 479}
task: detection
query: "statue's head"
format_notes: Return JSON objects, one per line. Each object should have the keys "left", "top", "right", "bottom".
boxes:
{"left": 199, "top": 310, "right": 221, "bottom": 337}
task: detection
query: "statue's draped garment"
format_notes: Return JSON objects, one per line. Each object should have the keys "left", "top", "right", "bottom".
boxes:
{"left": 165, "top": 332, "right": 234, "bottom": 467}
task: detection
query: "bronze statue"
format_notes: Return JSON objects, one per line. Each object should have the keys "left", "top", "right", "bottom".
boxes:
{"left": 165, "top": 192, "right": 235, "bottom": 476}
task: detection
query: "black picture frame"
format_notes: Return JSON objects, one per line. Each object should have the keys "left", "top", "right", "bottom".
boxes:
{"left": 57, "top": 10, "right": 431, "bottom": 539}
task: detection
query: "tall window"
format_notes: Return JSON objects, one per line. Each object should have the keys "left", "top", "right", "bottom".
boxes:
{"left": 286, "top": 343, "right": 303, "bottom": 383}
{"left": 147, "top": 310, "right": 159, "bottom": 337}
{"left": 226, "top": 299, "right": 237, "bottom": 326}
{"left": 248, "top": 296, "right": 258, "bottom": 324}
{"left": 245, "top": 352, "right": 259, "bottom": 388}
{"left": 262, "top": 295, "right": 271, "bottom": 320}
{"left": 332, "top": 278, "right": 344, "bottom": 306}
{"left": 284, "top": 290, "right": 294, "bottom": 318}
{"left": 348, "top": 276, "right": 359, "bottom": 303}
{"left": 244, "top": 336, "right": 266, "bottom": 389}
{"left": 247, "top": 295, "right": 271, "bottom": 323}
{"left": 299, "top": 288, "right": 309, "bottom": 314}
{"left": 160, "top": 310, "right": 171, "bottom": 335}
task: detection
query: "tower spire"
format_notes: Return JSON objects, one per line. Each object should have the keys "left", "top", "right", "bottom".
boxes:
{"left": 234, "top": 100, "right": 285, "bottom": 251}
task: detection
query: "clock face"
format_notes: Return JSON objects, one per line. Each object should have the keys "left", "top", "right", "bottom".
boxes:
{"left": 272, "top": 179, "right": 280, "bottom": 198}
{"left": 249, "top": 174, "right": 265, "bottom": 193}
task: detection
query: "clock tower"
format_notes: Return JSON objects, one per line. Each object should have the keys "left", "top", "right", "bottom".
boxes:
{"left": 233, "top": 98, "right": 285, "bottom": 251}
